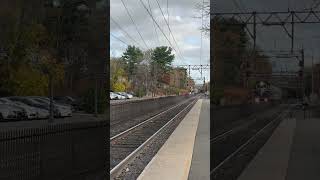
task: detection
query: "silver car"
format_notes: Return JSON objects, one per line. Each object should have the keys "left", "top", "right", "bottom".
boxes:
{"left": 29, "top": 97, "right": 72, "bottom": 117}
{"left": 9, "top": 96, "right": 59, "bottom": 117}
{"left": 117, "top": 92, "right": 133, "bottom": 99}
{"left": 2, "top": 98, "right": 49, "bottom": 119}
{"left": 0, "top": 104, "right": 22, "bottom": 121}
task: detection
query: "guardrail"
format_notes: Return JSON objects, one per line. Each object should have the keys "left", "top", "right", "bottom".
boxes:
{"left": 0, "top": 119, "right": 107, "bottom": 180}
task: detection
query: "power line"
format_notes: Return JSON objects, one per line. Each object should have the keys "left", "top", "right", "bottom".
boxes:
{"left": 238, "top": 0, "right": 247, "bottom": 11}
{"left": 138, "top": 0, "right": 180, "bottom": 59}
{"left": 167, "top": 0, "right": 169, "bottom": 25}
{"left": 305, "top": 0, "right": 318, "bottom": 10}
{"left": 110, "top": 16, "right": 143, "bottom": 48}
{"left": 147, "top": 0, "right": 160, "bottom": 46}
{"left": 120, "top": 0, "right": 149, "bottom": 49}
{"left": 200, "top": 0, "right": 205, "bottom": 67}
{"left": 231, "top": 0, "right": 245, "bottom": 12}
{"left": 110, "top": 33, "right": 130, "bottom": 46}
{"left": 167, "top": 0, "right": 170, "bottom": 43}
{"left": 154, "top": 0, "right": 186, "bottom": 63}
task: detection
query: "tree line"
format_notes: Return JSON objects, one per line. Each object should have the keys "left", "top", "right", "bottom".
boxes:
{"left": 110, "top": 45, "right": 191, "bottom": 97}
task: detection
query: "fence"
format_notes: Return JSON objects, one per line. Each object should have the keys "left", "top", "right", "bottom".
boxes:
{"left": 0, "top": 119, "right": 107, "bottom": 180}
{"left": 110, "top": 95, "right": 192, "bottom": 123}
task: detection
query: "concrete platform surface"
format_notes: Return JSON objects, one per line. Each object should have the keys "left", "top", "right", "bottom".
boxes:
{"left": 285, "top": 113, "right": 320, "bottom": 180}
{"left": 188, "top": 99, "right": 210, "bottom": 180}
{"left": 238, "top": 117, "right": 297, "bottom": 180}
{"left": 137, "top": 99, "right": 205, "bottom": 180}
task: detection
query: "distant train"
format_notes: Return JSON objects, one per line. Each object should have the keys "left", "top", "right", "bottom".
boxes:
{"left": 254, "top": 81, "right": 282, "bottom": 103}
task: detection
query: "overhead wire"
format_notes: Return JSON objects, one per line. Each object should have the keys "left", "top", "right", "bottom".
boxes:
{"left": 154, "top": 0, "right": 187, "bottom": 64}
{"left": 231, "top": 0, "right": 245, "bottom": 12}
{"left": 200, "top": 0, "right": 205, "bottom": 67}
{"left": 120, "top": 0, "right": 149, "bottom": 50}
{"left": 138, "top": 0, "right": 183, "bottom": 62}
{"left": 147, "top": 0, "right": 161, "bottom": 46}
{"left": 110, "top": 33, "right": 130, "bottom": 46}
{"left": 110, "top": 16, "right": 143, "bottom": 48}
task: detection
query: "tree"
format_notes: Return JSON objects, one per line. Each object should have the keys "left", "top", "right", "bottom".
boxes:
{"left": 151, "top": 46, "right": 174, "bottom": 73}
{"left": 110, "top": 58, "right": 130, "bottom": 92}
{"left": 122, "top": 45, "right": 143, "bottom": 78}
{"left": 0, "top": 8, "right": 65, "bottom": 96}
{"left": 212, "top": 17, "right": 249, "bottom": 88}
{"left": 150, "top": 46, "right": 175, "bottom": 96}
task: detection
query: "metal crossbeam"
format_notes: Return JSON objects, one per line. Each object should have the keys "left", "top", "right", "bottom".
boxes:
{"left": 174, "top": 64, "right": 210, "bottom": 86}
{"left": 212, "top": 10, "right": 320, "bottom": 51}
{"left": 175, "top": 64, "right": 210, "bottom": 69}
{"left": 212, "top": 11, "right": 320, "bottom": 24}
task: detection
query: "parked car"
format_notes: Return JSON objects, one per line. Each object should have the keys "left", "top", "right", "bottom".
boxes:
{"left": 8, "top": 97, "right": 61, "bottom": 117}
{"left": 0, "top": 98, "right": 37, "bottom": 119}
{"left": 117, "top": 92, "right": 133, "bottom": 99}
{"left": 0, "top": 104, "right": 22, "bottom": 121}
{"left": 0, "top": 98, "right": 28, "bottom": 120}
{"left": 29, "top": 97, "right": 72, "bottom": 117}
{"left": 110, "top": 92, "right": 118, "bottom": 100}
{"left": 2, "top": 97, "right": 49, "bottom": 119}
{"left": 110, "top": 92, "right": 126, "bottom": 100}
{"left": 53, "top": 96, "right": 78, "bottom": 111}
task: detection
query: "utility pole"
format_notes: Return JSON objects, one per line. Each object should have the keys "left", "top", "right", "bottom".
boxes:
{"left": 301, "top": 49, "right": 305, "bottom": 100}
{"left": 312, "top": 51, "right": 314, "bottom": 94}
{"left": 49, "top": 74, "right": 54, "bottom": 123}
{"left": 94, "top": 78, "right": 98, "bottom": 117}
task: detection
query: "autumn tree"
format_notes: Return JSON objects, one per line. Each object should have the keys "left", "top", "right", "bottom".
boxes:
{"left": 0, "top": 5, "right": 65, "bottom": 96}
{"left": 110, "top": 58, "right": 129, "bottom": 92}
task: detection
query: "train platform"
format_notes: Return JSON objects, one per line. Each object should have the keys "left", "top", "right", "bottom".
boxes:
{"left": 238, "top": 110, "right": 320, "bottom": 180}
{"left": 137, "top": 99, "right": 210, "bottom": 180}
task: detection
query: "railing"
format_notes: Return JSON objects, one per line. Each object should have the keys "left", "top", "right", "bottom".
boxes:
{"left": 0, "top": 119, "right": 107, "bottom": 180}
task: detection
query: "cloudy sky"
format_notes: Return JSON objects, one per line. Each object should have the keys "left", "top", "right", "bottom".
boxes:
{"left": 110, "top": 0, "right": 210, "bottom": 84}
{"left": 214, "top": 0, "right": 320, "bottom": 72}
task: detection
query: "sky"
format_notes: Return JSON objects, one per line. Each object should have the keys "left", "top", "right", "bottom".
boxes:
{"left": 110, "top": 0, "right": 210, "bottom": 84}
{"left": 214, "top": 0, "right": 320, "bottom": 72}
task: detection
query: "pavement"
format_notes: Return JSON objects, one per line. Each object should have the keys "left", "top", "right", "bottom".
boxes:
{"left": 188, "top": 99, "right": 210, "bottom": 180}
{"left": 137, "top": 99, "right": 210, "bottom": 180}
{"left": 238, "top": 109, "right": 320, "bottom": 180}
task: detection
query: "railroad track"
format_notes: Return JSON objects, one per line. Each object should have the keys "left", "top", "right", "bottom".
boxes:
{"left": 211, "top": 105, "right": 286, "bottom": 143}
{"left": 211, "top": 106, "right": 291, "bottom": 178}
{"left": 110, "top": 97, "right": 198, "bottom": 179}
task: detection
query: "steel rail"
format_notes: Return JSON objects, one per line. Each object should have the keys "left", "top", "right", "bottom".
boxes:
{"left": 110, "top": 97, "right": 195, "bottom": 141}
{"left": 211, "top": 108, "right": 291, "bottom": 175}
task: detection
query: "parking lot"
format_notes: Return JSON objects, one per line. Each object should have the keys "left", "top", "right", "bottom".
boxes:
{"left": 0, "top": 96, "right": 78, "bottom": 122}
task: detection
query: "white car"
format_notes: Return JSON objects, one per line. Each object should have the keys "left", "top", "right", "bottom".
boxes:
{"left": 117, "top": 92, "right": 133, "bottom": 99}
{"left": 29, "top": 97, "right": 72, "bottom": 117}
{"left": 110, "top": 92, "right": 118, "bottom": 100}
{"left": 0, "top": 98, "right": 37, "bottom": 119}
{"left": 111, "top": 92, "right": 126, "bottom": 100}
{"left": 1, "top": 98, "right": 49, "bottom": 119}
{"left": 0, "top": 104, "right": 21, "bottom": 121}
